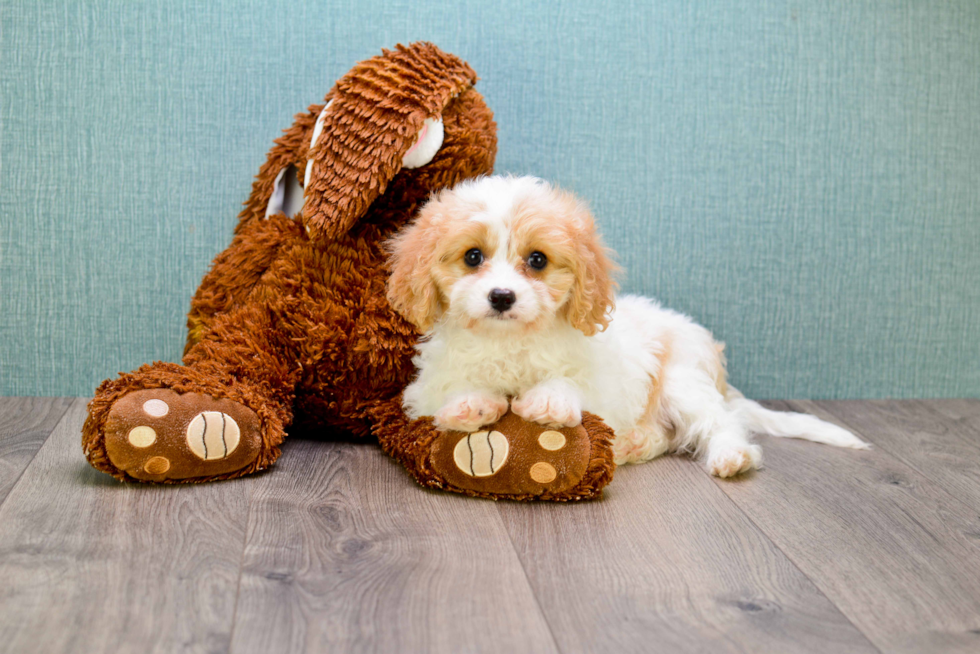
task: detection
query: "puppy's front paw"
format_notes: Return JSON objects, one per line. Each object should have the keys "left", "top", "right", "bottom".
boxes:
{"left": 707, "top": 444, "right": 762, "bottom": 478}
{"left": 434, "top": 393, "right": 509, "bottom": 432}
{"left": 512, "top": 385, "right": 582, "bottom": 428}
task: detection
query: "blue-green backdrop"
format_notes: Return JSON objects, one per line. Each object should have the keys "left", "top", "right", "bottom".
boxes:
{"left": 2, "top": 0, "right": 978, "bottom": 398}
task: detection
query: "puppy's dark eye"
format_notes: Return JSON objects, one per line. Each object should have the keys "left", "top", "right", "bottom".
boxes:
{"left": 527, "top": 251, "right": 548, "bottom": 270}
{"left": 464, "top": 248, "right": 484, "bottom": 267}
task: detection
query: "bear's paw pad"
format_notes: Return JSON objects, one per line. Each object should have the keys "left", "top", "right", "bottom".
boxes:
{"left": 104, "top": 389, "right": 262, "bottom": 481}
{"left": 431, "top": 412, "right": 591, "bottom": 497}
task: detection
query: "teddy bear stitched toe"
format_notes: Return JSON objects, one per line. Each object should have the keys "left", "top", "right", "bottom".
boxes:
{"left": 103, "top": 389, "right": 263, "bottom": 481}
{"left": 428, "top": 411, "right": 604, "bottom": 499}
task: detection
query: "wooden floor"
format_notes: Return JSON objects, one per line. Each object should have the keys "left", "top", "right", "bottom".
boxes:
{"left": 1, "top": 399, "right": 979, "bottom": 653}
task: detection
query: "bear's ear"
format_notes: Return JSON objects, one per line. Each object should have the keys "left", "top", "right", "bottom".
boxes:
{"left": 264, "top": 165, "right": 304, "bottom": 220}
{"left": 301, "top": 43, "right": 477, "bottom": 241}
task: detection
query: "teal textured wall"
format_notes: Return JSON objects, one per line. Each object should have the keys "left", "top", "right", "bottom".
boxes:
{"left": 2, "top": 0, "right": 978, "bottom": 398}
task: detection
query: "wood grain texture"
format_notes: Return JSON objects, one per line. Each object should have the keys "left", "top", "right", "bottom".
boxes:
{"left": 713, "top": 400, "right": 980, "bottom": 654}
{"left": 810, "top": 399, "right": 980, "bottom": 519}
{"left": 230, "top": 437, "right": 558, "bottom": 654}
{"left": 926, "top": 399, "right": 980, "bottom": 422}
{"left": 0, "top": 397, "right": 73, "bottom": 506}
{"left": 0, "top": 399, "right": 252, "bottom": 654}
{"left": 498, "top": 456, "right": 878, "bottom": 654}
{"left": 3, "top": 398, "right": 980, "bottom": 653}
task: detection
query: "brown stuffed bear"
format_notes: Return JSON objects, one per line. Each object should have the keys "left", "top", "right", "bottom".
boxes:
{"left": 82, "top": 43, "right": 616, "bottom": 501}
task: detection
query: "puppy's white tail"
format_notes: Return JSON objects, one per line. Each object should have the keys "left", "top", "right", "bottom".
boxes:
{"left": 725, "top": 388, "right": 870, "bottom": 449}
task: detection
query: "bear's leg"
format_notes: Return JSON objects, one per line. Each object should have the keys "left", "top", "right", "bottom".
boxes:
{"left": 368, "top": 398, "right": 618, "bottom": 501}
{"left": 83, "top": 307, "right": 299, "bottom": 483}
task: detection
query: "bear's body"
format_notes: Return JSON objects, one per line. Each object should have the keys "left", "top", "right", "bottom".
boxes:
{"left": 82, "top": 43, "right": 616, "bottom": 500}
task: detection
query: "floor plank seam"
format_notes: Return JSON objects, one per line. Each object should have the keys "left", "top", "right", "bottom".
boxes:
{"left": 704, "top": 465, "right": 886, "bottom": 654}
{"left": 915, "top": 399, "right": 980, "bottom": 444}
{"left": 0, "top": 397, "right": 75, "bottom": 514}
{"left": 225, "top": 480, "right": 259, "bottom": 654}
{"left": 807, "top": 400, "right": 980, "bottom": 527}
{"left": 8, "top": 398, "right": 972, "bottom": 652}
{"left": 496, "top": 504, "right": 565, "bottom": 654}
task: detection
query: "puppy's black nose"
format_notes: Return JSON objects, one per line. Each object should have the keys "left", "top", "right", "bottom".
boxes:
{"left": 488, "top": 288, "right": 517, "bottom": 312}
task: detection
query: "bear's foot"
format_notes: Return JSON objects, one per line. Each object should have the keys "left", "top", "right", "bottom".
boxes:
{"left": 102, "top": 389, "right": 264, "bottom": 481}
{"left": 423, "top": 411, "right": 616, "bottom": 501}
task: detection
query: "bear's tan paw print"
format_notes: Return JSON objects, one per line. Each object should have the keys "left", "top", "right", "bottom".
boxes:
{"left": 103, "top": 389, "right": 262, "bottom": 481}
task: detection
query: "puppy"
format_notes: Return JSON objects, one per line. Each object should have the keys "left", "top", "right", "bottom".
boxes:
{"left": 386, "top": 176, "right": 868, "bottom": 477}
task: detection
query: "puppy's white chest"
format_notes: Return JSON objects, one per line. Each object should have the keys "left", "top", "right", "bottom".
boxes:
{"left": 414, "top": 324, "right": 592, "bottom": 397}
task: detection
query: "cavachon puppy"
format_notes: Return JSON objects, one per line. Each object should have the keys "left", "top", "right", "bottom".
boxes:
{"left": 387, "top": 175, "right": 869, "bottom": 477}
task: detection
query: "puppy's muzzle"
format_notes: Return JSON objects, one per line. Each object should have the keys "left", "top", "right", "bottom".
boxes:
{"left": 488, "top": 288, "right": 516, "bottom": 313}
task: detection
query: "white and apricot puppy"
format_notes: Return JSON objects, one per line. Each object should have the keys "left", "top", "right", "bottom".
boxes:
{"left": 386, "top": 176, "right": 868, "bottom": 477}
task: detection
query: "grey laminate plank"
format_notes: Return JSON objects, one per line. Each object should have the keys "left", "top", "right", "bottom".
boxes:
{"left": 710, "top": 400, "right": 980, "bottom": 654}
{"left": 0, "top": 399, "right": 252, "bottom": 654}
{"left": 498, "top": 456, "right": 879, "bottom": 654}
{"left": 924, "top": 398, "right": 980, "bottom": 422}
{"left": 810, "top": 399, "right": 980, "bottom": 517}
{"left": 230, "top": 438, "right": 558, "bottom": 654}
{"left": 0, "top": 396, "right": 73, "bottom": 505}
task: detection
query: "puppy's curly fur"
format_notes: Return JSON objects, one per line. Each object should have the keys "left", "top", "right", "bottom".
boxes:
{"left": 387, "top": 176, "right": 870, "bottom": 477}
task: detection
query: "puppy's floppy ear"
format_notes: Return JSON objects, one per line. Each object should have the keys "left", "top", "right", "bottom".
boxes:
{"left": 385, "top": 202, "right": 444, "bottom": 332}
{"left": 303, "top": 43, "right": 477, "bottom": 241}
{"left": 563, "top": 198, "right": 618, "bottom": 336}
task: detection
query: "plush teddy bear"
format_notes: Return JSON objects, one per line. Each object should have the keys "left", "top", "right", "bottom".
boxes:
{"left": 82, "top": 43, "right": 616, "bottom": 501}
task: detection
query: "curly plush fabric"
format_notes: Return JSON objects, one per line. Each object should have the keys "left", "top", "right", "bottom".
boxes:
{"left": 81, "top": 43, "right": 616, "bottom": 500}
